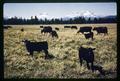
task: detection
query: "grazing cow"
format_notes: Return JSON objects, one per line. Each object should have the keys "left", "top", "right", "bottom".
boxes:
{"left": 84, "top": 32, "right": 94, "bottom": 40}
{"left": 41, "top": 26, "right": 52, "bottom": 34}
{"left": 77, "top": 26, "right": 92, "bottom": 34}
{"left": 93, "top": 27, "right": 108, "bottom": 35}
{"left": 50, "top": 30, "right": 58, "bottom": 38}
{"left": 55, "top": 27, "right": 59, "bottom": 31}
{"left": 71, "top": 26, "right": 77, "bottom": 29}
{"left": 21, "top": 28, "right": 24, "bottom": 32}
{"left": 78, "top": 46, "right": 95, "bottom": 70}
{"left": 40, "top": 26, "right": 44, "bottom": 28}
{"left": 91, "top": 65, "right": 105, "bottom": 75}
{"left": 4, "top": 26, "right": 12, "bottom": 29}
{"left": 64, "top": 26, "right": 71, "bottom": 28}
{"left": 22, "top": 40, "right": 49, "bottom": 59}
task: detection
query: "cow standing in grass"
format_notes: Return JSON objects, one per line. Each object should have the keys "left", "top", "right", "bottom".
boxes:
{"left": 84, "top": 32, "right": 94, "bottom": 40}
{"left": 40, "top": 26, "right": 44, "bottom": 28}
{"left": 21, "top": 28, "right": 24, "bottom": 32}
{"left": 71, "top": 26, "right": 77, "bottom": 29}
{"left": 55, "top": 27, "right": 59, "bottom": 31}
{"left": 93, "top": 27, "right": 108, "bottom": 35}
{"left": 22, "top": 40, "right": 51, "bottom": 59}
{"left": 4, "top": 26, "right": 12, "bottom": 29}
{"left": 41, "top": 26, "right": 52, "bottom": 34}
{"left": 50, "top": 30, "right": 58, "bottom": 38}
{"left": 64, "top": 26, "right": 71, "bottom": 28}
{"left": 77, "top": 26, "right": 92, "bottom": 34}
{"left": 78, "top": 46, "right": 95, "bottom": 70}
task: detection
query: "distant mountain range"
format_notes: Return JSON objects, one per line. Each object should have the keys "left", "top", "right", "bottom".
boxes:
{"left": 61, "top": 11, "right": 116, "bottom": 21}
{"left": 4, "top": 11, "right": 116, "bottom": 20}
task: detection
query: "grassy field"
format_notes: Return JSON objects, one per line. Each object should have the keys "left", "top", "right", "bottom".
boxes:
{"left": 4, "top": 23, "right": 117, "bottom": 78}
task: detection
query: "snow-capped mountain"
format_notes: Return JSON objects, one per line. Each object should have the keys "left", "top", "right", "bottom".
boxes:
{"left": 81, "top": 11, "right": 97, "bottom": 18}
{"left": 4, "top": 11, "right": 116, "bottom": 20}
{"left": 63, "top": 11, "right": 98, "bottom": 18}
{"left": 61, "top": 11, "right": 98, "bottom": 21}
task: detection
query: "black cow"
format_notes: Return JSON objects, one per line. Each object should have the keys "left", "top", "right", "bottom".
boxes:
{"left": 77, "top": 26, "right": 92, "bottom": 34}
{"left": 78, "top": 46, "right": 95, "bottom": 70}
{"left": 71, "top": 26, "right": 77, "bottom": 29}
{"left": 64, "top": 26, "right": 71, "bottom": 28}
{"left": 21, "top": 28, "right": 24, "bottom": 32}
{"left": 4, "top": 26, "right": 12, "bottom": 29}
{"left": 40, "top": 26, "right": 44, "bottom": 28}
{"left": 22, "top": 40, "right": 50, "bottom": 59}
{"left": 41, "top": 26, "right": 52, "bottom": 34}
{"left": 93, "top": 27, "right": 108, "bottom": 35}
{"left": 91, "top": 65, "right": 105, "bottom": 75}
{"left": 55, "top": 27, "right": 59, "bottom": 31}
{"left": 84, "top": 32, "right": 94, "bottom": 40}
{"left": 50, "top": 30, "right": 58, "bottom": 38}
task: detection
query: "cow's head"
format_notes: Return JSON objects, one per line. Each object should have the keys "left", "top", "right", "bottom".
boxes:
{"left": 22, "top": 39, "right": 30, "bottom": 44}
{"left": 87, "top": 47, "right": 96, "bottom": 54}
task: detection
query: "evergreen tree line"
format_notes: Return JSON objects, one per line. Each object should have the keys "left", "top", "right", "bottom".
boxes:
{"left": 3, "top": 16, "right": 116, "bottom": 25}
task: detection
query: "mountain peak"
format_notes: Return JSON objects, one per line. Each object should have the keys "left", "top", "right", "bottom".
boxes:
{"left": 81, "top": 11, "right": 97, "bottom": 17}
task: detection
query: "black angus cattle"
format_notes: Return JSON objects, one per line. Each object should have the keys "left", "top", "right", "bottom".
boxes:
{"left": 41, "top": 26, "right": 52, "bottom": 34}
{"left": 4, "top": 26, "right": 12, "bottom": 29}
{"left": 91, "top": 65, "right": 105, "bottom": 75}
{"left": 93, "top": 27, "right": 108, "bottom": 35}
{"left": 78, "top": 46, "right": 95, "bottom": 70}
{"left": 50, "top": 30, "right": 58, "bottom": 38}
{"left": 84, "top": 32, "right": 94, "bottom": 40}
{"left": 71, "top": 26, "right": 77, "bottom": 29}
{"left": 77, "top": 26, "right": 92, "bottom": 34}
{"left": 22, "top": 40, "right": 50, "bottom": 59}
{"left": 40, "top": 26, "right": 44, "bottom": 28}
{"left": 21, "top": 28, "right": 24, "bottom": 32}
{"left": 64, "top": 26, "right": 71, "bottom": 28}
{"left": 55, "top": 27, "right": 59, "bottom": 31}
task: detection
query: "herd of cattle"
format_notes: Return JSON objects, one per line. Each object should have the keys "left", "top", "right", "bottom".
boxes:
{"left": 4, "top": 25, "right": 108, "bottom": 39}
{"left": 21, "top": 39, "right": 105, "bottom": 75}
{"left": 4, "top": 25, "right": 108, "bottom": 75}
{"left": 39, "top": 25, "right": 108, "bottom": 40}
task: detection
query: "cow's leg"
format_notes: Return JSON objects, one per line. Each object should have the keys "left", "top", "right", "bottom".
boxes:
{"left": 86, "top": 62, "right": 90, "bottom": 70}
{"left": 29, "top": 51, "right": 33, "bottom": 57}
{"left": 44, "top": 50, "right": 49, "bottom": 59}
{"left": 91, "top": 62, "right": 94, "bottom": 71}
{"left": 80, "top": 58, "right": 83, "bottom": 66}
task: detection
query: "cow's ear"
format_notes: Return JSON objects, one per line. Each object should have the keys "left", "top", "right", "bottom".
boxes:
{"left": 80, "top": 46, "right": 83, "bottom": 49}
{"left": 92, "top": 48, "right": 96, "bottom": 50}
{"left": 22, "top": 40, "right": 25, "bottom": 42}
{"left": 22, "top": 38, "right": 27, "bottom": 42}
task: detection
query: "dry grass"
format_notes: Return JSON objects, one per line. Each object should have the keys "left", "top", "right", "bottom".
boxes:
{"left": 4, "top": 23, "right": 117, "bottom": 78}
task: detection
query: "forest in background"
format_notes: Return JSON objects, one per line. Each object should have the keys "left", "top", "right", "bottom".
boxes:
{"left": 3, "top": 15, "right": 116, "bottom": 25}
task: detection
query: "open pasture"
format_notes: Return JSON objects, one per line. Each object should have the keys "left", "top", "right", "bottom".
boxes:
{"left": 4, "top": 23, "right": 117, "bottom": 78}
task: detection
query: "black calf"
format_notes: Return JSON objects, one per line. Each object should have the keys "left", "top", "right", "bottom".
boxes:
{"left": 55, "top": 28, "right": 59, "bottom": 31}
{"left": 21, "top": 28, "right": 24, "bottom": 32}
{"left": 93, "top": 27, "right": 108, "bottom": 35}
{"left": 40, "top": 26, "right": 44, "bottom": 28}
{"left": 22, "top": 40, "right": 49, "bottom": 59}
{"left": 50, "top": 30, "right": 58, "bottom": 38}
{"left": 71, "top": 26, "right": 77, "bottom": 29}
{"left": 41, "top": 26, "right": 52, "bottom": 34}
{"left": 84, "top": 32, "right": 94, "bottom": 40}
{"left": 78, "top": 46, "right": 95, "bottom": 70}
{"left": 4, "top": 26, "right": 12, "bottom": 29}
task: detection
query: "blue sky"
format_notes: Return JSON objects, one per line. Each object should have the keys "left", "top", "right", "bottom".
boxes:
{"left": 4, "top": 3, "right": 116, "bottom": 19}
